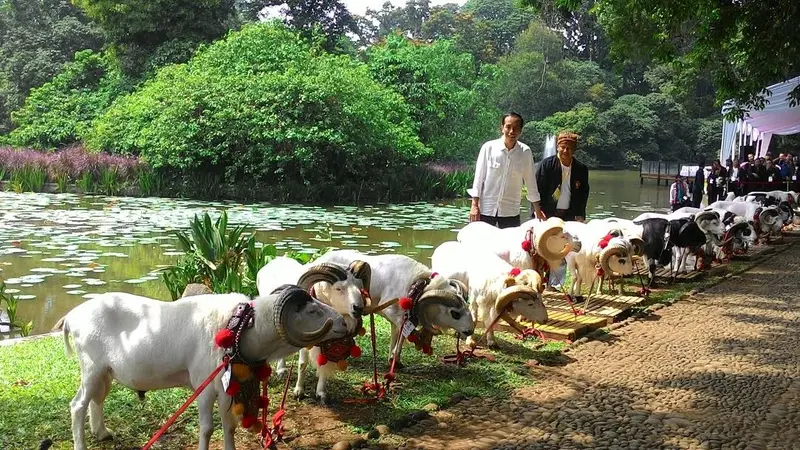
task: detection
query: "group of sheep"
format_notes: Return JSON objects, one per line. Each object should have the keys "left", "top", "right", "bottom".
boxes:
{"left": 54, "top": 190, "right": 799, "bottom": 450}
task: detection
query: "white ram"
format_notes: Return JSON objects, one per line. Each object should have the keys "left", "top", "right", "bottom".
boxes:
{"left": 256, "top": 258, "right": 369, "bottom": 404}
{"left": 431, "top": 241, "right": 547, "bottom": 349}
{"left": 456, "top": 217, "right": 577, "bottom": 276}
{"left": 309, "top": 249, "right": 474, "bottom": 369}
{"left": 56, "top": 287, "right": 348, "bottom": 450}
{"left": 563, "top": 220, "right": 637, "bottom": 298}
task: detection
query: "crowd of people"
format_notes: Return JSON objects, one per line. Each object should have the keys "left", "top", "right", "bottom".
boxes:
{"left": 670, "top": 152, "right": 799, "bottom": 211}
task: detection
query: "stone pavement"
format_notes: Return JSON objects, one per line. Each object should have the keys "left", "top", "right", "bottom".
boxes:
{"left": 397, "top": 242, "right": 800, "bottom": 450}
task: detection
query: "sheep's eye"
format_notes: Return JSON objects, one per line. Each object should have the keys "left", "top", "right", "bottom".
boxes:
{"left": 618, "top": 258, "right": 626, "bottom": 264}
{"left": 450, "top": 311, "right": 461, "bottom": 320}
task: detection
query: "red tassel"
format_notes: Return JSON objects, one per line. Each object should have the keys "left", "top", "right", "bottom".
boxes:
{"left": 258, "top": 396, "right": 270, "bottom": 409}
{"left": 521, "top": 240, "right": 532, "bottom": 252}
{"left": 350, "top": 345, "right": 362, "bottom": 358}
{"left": 599, "top": 233, "right": 612, "bottom": 249}
{"left": 255, "top": 365, "right": 272, "bottom": 381}
{"left": 317, "top": 354, "right": 328, "bottom": 366}
{"left": 408, "top": 333, "right": 419, "bottom": 344}
{"left": 225, "top": 380, "right": 240, "bottom": 396}
{"left": 384, "top": 372, "right": 396, "bottom": 382}
{"left": 214, "top": 329, "right": 235, "bottom": 348}
{"left": 509, "top": 267, "right": 521, "bottom": 277}
{"left": 241, "top": 415, "right": 257, "bottom": 429}
{"left": 398, "top": 297, "right": 413, "bottom": 310}
{"left": 596, "top": 268, "right": 605, "bottom": 277}
{"left": 422, "top": 345, "right": 432, "bottom": 355}
{"left": 430, "top": 272, "right": 438, "bottom": 278}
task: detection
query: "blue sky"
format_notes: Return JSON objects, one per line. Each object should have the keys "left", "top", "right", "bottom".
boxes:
{"left": 341, "top": 0, "right": 467, "bottom": 16}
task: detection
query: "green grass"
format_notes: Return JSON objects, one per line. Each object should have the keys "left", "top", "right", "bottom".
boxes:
{"left": 0, "top": 315, "right": 563, "bottom": 449}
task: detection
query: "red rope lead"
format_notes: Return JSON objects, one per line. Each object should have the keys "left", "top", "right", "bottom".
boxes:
{"left": 141, "top": 357, "right": 229, "bottom": 450}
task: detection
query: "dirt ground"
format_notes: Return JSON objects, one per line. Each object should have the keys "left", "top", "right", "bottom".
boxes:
{"left": 398, "top": 239, "right": 800, "bottom": 450}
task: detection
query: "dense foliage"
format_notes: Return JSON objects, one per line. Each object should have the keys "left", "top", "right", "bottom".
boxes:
{"left": 86, "top": 24, "right": 428, "bottom": 201}
{"left": 2, "top": 0, "right": 797, "bottom": 202}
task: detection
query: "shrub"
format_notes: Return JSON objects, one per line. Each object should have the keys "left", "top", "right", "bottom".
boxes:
{"left": 7, "top": 50, "right": 130, "bottom": 149}
{"left": 87, "top": 22, "right": 429, "bottom": 194}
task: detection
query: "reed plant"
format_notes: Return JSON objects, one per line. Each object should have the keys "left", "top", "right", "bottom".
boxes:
{"left": 0, "top": 282, "right": 33, "bottom": 338}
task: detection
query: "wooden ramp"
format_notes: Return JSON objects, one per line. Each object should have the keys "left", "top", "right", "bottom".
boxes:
{"left": 476, "top": 292, "right": 646, "bottom": 342}
{"left": 542, "top": 292, "right": 645, "bottom": 325}
{"left": 635, "top": 265, "right": 704, "bottom": 281}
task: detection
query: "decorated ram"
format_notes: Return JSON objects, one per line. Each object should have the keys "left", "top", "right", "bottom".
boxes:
{"left": 256, "top": 258, "right": 370, "bottom": 403}
{"left": 55, "top": 287, "right": 348, "bottom": 450}
{"left": 312, "top": 249, "right": 474, "bottom": 369}
{"left": 431, "top": 241, "right": 547, "bottom": 349}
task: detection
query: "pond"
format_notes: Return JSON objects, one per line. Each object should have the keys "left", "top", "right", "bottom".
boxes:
{"left": 0, "top": 169, "right": 670, "bottom": 336}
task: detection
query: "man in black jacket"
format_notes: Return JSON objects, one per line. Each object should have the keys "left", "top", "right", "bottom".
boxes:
{"left": 534, "top": 132, "right": 590, "bottom": 222}
{"left": 534, "top": 132, "right": 590, "bottom": 291}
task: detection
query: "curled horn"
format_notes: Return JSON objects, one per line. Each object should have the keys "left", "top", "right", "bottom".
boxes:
{"left": 628, "top": 237, "right": 645, "bottom": 257}
{"left": 348, "top": 260, "right": 371, "bottom": 291}
{"left": 415, "top": 289, "right": 465, "bottom": 330}
{"left": 599, "top": 241, "right": 629, "bottom": 278}
{"left": 495, "top": 284, "right": 539, "bottom": 313}
{"left": 534, "top": 219, "right": 572, "bottom": 261}
{"left": 296, "top": 263, "right": 348, "bottom": 290}
{"left": 273, "top": 285, "right": 333, "bottom": 348}
{"left": 694, "top": 210, "right": 719, "bottom": 224}
{"left": 759, "top": 207, "right": 780, "bottom": 225}
{"left": 448, "top": 279, "right": 469, "bottom": 300}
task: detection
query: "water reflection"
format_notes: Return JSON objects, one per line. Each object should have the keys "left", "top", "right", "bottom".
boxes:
{"left": 0, "top": 170, "right": 668, "bottom": 335}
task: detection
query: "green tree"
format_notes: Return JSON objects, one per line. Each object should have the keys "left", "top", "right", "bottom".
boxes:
{"left": 0, "top": 0, "right": 104, "bottom": 133}
{"left": 72, "top": 0, "right": 237, "bottom": 74}
{"left": 263, "top": 0, "right": 357, "bottom": 51}
{"left": 86, "top": 23, "right": 428, "bottom": 198}
{"left": 587, "top": 0, "right": 800, "bottom": 117}
{"left": 366, "top": 33, "right": 499, "bottom": 161}
{"left": 8, "top": 50, "right": 129, "bottom": 149}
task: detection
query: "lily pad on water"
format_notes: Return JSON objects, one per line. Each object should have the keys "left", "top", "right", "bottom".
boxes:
{"left": 66, "top": 290, "right": 87, "bottom": 295}
{"left": 16, "top": 294, "right": 36, "bottom": 300}
{"left": 63, "top": 284, "right": 82, "bottom": 289}
{"left": 378, "top": 241, "right": 402, "bottom": 248}
{"left": 82, "top": 293, "right": 101, "bottom": 299}
{"left": 41, "top": 257, "right": 68, "bottom": 262}
{"left": 30, "top": 267, "right": 60, "bottom": 273}
{"left": 124, "top": 279, "right": 147, "bottom": 284}
{"left": 3, "top": 278, "right": 22, "bottom": 285}
{"left": 414, "top": 244, "right": 434, "bottom": 249}
{"left": 84, "top": 279, "right": 107, "bottom": 286}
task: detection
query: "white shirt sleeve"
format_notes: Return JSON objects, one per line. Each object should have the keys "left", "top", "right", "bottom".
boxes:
{"left": 467, "top": 144, "right": 488, "bottom": 199}
{"left": 523, "top": 150, "right": 541, "bottom": 203}
{"left": 670, "top": 184, "right": 677, "bottom": 203}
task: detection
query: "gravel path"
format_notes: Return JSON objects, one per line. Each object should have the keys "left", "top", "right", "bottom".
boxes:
{"left": 398, "top": 242, "right": 800, "bottom": 450}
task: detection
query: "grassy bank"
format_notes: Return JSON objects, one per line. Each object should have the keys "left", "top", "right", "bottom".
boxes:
{"left": 0, "top": 315, "right": 563, "bottom": 449}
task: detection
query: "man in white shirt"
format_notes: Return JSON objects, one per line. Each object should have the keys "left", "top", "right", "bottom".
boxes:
{"left": 467, "top": 112, "right": 545, "bottom": 228}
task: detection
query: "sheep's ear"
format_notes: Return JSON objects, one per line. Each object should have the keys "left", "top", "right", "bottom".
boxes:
{"left": 504, "top": 277, "right": 516, "bottom": 288}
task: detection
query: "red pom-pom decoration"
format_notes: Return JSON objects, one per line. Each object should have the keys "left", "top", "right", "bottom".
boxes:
{"left": 241, "top": 415, "right": 257, "bottom": 429}
{"left": 398, "top": 296, "right": 413, "bottom": 310}
{"left": 225, "top": 380, "right": 240, "bottom": 396}
{"left": 521, "top": 240, "right": 533, "bottom": 252}
{"left": 317, "top": 354, "right": 329, "bottom": 366}
{"left": 407, "top": 334, "right": 419, "bottom": 344}
{"left": 214, "top": 329, "right": 235, "bottom": 348}
{"left": 422, "top": 345, "right": 433, "bottom": 355}
{"left": 509, "top": 267, "right": 521, "bottom": 277}
{"left": 383, "top": 372, "right": 396, "bottom": 382}
{"left": 255, "top": 365, "right": 272, "bottom": 381}
{"left": 350, "top": 345, "right": 362, "bottom": 358}
{"left": 258, "top": 396, "right": 270, "bottom": 409}
{"left": 596, "top": 268, "right": 605, "bottom": 277}
{"left": 430, "top": 272, "right": 439, "bottom": 278}
{"left": 598, "top": 233, "right": 613, "bottom": 249}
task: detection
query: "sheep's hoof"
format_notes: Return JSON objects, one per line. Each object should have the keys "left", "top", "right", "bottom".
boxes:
{"left": 276, "top": 368, "right": 290, "bottom": 378}
{"left": 487, "top": 342, "right": 501, "bottom": 350}
{"left": 95, "top": 428, "right": 114, "bottom": 442}
{"left": 293, "top": 388, "right": 305, "bottom": 400}
{"left": 389, "top": 358, "right": 405, "bottom": 370}
{"left": 315, "top": 393, "right": 328, "bottom": 405}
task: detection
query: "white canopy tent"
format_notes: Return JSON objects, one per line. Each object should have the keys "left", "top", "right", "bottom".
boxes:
{"left": 720, "top": 75, "right": 800, "bottom": 163}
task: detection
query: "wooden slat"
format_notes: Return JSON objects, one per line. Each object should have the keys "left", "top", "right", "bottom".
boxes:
{"left": 542, "top": 292, "right": 645, "bottom": 325}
